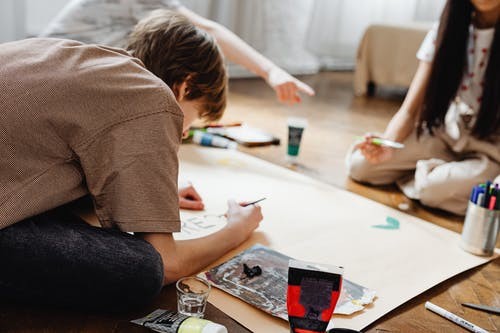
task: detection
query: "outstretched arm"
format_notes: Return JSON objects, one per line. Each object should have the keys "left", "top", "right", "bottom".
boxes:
{"left": 356, "top": 60, "right": 432, "bottom": 164}
{"left": 176, "top": 6, "right": 315, "bottom": 105}
{"left": 383, "top": 60, "right": 432, "bottom": 142}
{"left": 139, "top": 200, "right": 263, "bottom": 284}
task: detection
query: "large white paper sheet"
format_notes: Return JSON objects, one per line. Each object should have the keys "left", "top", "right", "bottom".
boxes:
{"left": 178, "top": 146, "right": 497, "bottom": 332}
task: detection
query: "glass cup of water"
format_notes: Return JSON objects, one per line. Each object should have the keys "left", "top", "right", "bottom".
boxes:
{"left": 176, "top": 276, "right": 211, "bottom": 318}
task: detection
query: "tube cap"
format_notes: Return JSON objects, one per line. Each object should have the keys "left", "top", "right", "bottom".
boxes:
{"left": 202, "top": 322, "right": 228, "bottom": 333}
{"left": 227, "top": 141, "right": 238, "bottom": 150}
{"left": 286, "top": 154, "right": 298, "bottom": 163}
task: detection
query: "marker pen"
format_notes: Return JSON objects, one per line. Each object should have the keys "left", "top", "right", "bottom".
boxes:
{"left": 370, "top": 138, "right": 405, "bottom": 149}
{"left": 477, "top": 193, "right": 485, "bottom": 207}
{"left": 489, "top": 196, "right": 496, "bottom": 210}
{"left": 425, "top": 302, "right": 488, "bottom": 333}
{"left": 192, "top": 131, "right": 237, "bottom": 149}
{"left": 355, "top": 136, "right": 404, "bottom": 149}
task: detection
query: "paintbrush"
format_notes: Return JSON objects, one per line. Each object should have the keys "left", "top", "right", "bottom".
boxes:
{"left": 214, "top": 198, "right": 267, "bottom": 217}
{"left": 242, "top": 197, "right": 267, "bottom": 207}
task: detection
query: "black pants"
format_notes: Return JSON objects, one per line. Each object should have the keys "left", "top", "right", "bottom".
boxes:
{"left": 0, "top": 208, "right": 164, "bottom": 312}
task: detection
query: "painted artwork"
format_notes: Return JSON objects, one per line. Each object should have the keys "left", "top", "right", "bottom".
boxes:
{"left": 203, "top": 244, "right": 376, "bottom": 320}
{"left": 372, "top": 216, "right": 400, "bottom": 230}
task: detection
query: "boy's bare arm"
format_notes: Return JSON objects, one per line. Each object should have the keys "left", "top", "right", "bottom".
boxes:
{"left": 139, "top": 200, "right": 263, "bottom": 284}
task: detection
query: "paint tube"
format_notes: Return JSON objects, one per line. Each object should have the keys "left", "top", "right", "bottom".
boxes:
{"left": 287, "top": 260, "right": 343, "bottom": 333}
{"left": 131, "top": 309, "right": 227, "bottom": 333}
{"left": 287, "top": 117, "right": 308, "bottom": 162}
{"left": 192, "top": 130, "right": 237, "bottom": 149}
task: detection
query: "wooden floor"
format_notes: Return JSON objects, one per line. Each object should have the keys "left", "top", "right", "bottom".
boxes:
{"left": 222, "top": 71, "right": 499, "bottom": 332}
{"left": 1, "top": 72, "right": 498, "bottom": 333}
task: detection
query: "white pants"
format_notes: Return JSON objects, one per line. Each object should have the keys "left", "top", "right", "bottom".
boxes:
{"left": 347, "top": 131, "right": 500, "bottom": 216}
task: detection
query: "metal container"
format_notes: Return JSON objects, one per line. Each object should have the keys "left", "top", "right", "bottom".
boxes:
{"left": 460, "top": 201, "right": 499, "bottom": 256}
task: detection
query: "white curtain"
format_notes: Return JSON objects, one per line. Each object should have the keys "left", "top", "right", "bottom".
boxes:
{"left": 0, "top": 0, "right": 25, "bottom": 43}
{"left": 183, "top": 0, "right": 446, "bottom": 75}
{"left": 2, "top": 0, "right": 446, "bottom": 73}
{"left": 306, "top": 0, "right": 446, "bottom": 69}
{"left": 182, "top": 0, "right": 319, "bottom": 76}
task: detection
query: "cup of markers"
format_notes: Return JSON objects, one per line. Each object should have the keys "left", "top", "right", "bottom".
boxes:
{"left": 460, "top": 181, "right": 499, "bottom": 256}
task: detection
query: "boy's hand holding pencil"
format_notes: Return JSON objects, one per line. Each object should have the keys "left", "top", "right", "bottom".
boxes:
{"left": 355, "top": 134, "right": 404, "bottom": 164}
{"left": 224, "top": 200, "right": 263, "bottom": 244}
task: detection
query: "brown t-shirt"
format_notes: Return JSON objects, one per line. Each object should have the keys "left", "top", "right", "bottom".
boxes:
{"left": 0, "top": 38, "right": 183, "bottom": 232}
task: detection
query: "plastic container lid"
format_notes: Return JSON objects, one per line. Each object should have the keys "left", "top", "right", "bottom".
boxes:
{"left": 202, "top": 322, "right": 228, "bottom": 333}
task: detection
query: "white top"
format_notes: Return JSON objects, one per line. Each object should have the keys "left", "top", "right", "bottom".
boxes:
{"left": 40, "top": 0, "right": 180, "bottom": 48}
{"left": 417, "top": 23, "right": 495, "bottom": 115}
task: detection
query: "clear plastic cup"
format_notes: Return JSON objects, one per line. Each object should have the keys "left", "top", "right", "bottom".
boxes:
{"left": 176, "top": 276, "right": 211, "bottom": 318}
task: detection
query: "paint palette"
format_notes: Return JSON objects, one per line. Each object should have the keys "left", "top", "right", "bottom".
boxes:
{"left": 202, "top": 245, "right": 376, "bottom": 319}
